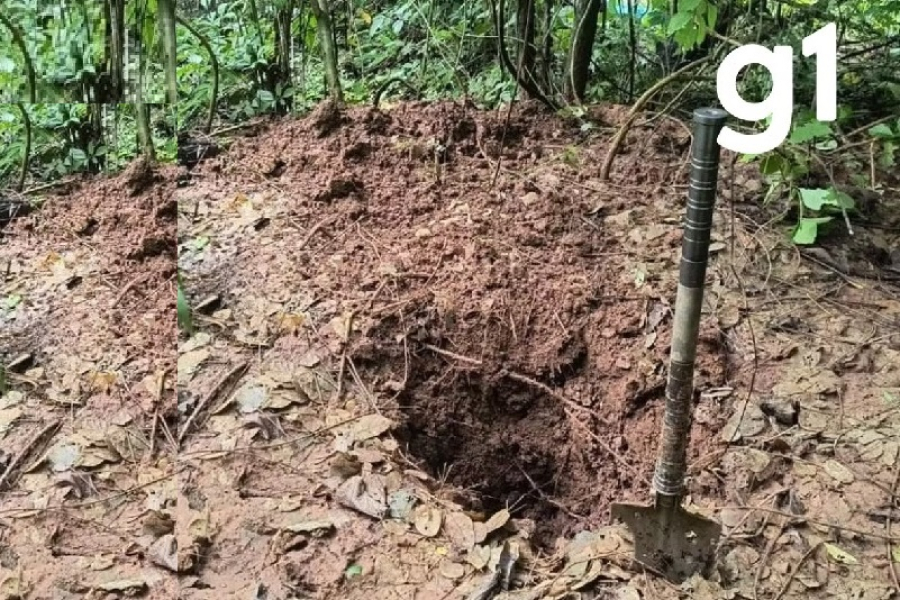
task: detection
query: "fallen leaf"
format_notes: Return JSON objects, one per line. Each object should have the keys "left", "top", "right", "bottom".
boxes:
{"left": 414, "top": 506, "right": 442, "bottom": 537}
{"left": 444, "top": 511, "right": 476, "bottom": 550}
{"left": 824, "top": 460, "right": 855, "bottom": 484}
{"left": 466, "top": 544, "right": 492, "bottom": 570}
{"left": 345, "top": 564, "right": 363, "bottom": 579}
{"left": 0, "top": 575, "right": 25, "bottom": 598}
{"left": 350, "top": 414, "right": 394, "bottom": 442}
{"left": 46, "top": 443, "right": 80, "bottom": 472}
{"left": 177, "top": 349, "right": 210, "bottom": 384}
{"left": 336, "top": 475, "right": 387, "bottom": 519}
{"left": 329, "top": 312, "right": 354, "bottom": 342}
{"left": 97, "top": 578, "right": 147, "bottom": 593}
{"left": 823, "top": 542, "right": 858, "bottom": 565}
{"left": 234, "top": 383, "right": 268, "bottom": 413}
{"left": 483, "top": 509, "right": 510, "bottom": 536}
{"left": 284, "top": 519, "right": 335, "bottom": 537}
{"left": 440, "top": 561, "right": 466, "bottom": 580}
{"left": 721, "top": 401, "right": 767, "bottom": 442}
{"left": 148, "top": 534, "right": 179, "bottom": 572}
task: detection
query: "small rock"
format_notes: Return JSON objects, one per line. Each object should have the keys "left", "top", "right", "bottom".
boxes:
{"left": 415, "top": 227, "right": 433, "bottom": 239}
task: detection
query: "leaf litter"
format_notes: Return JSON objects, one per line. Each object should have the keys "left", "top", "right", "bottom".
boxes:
{"left": 166, "top": 100, "right": 900, "bottom": 599}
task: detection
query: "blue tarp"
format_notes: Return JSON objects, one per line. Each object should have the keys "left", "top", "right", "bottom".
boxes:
{"left": 613, "top": 0, "right": 650, "bottom": 18}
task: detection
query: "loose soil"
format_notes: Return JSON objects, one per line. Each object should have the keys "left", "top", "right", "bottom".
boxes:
{"left": 2, "top": 99, "right": 899, "bottom": 599}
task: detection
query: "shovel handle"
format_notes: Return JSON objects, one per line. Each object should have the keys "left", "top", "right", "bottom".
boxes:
{"left": 653, "top": 108, "right": 728, "bottom": 501}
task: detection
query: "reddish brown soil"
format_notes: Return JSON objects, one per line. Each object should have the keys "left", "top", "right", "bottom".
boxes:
{"left": 0, "top": 162, "right": 178, "bottom": 598}
{"left": 192, "top": 101, "right": 733, "bottom": 544}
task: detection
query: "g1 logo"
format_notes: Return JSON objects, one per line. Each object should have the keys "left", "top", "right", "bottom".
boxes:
{"left": 716, "top": 23, "right": 837, "bottom": 154}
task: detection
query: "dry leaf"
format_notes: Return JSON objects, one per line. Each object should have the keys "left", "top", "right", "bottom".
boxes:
{"left": 440, "top": 561, "right": 466, "bottom": 580}
{"left": 284, "top": 519, "right": 335, "bottom": 537}
{"left": 466, "top": 545, "right": 492, "bottom": 570}
{"left": 444, "top": 511, "right": 476, "bottom": 550}
{"left": 721, "top": 401, "right": 766, "bottom": 442}
{"left": 350, "top": 414, "right": 394, "bottom": 442}
{"left": 149, "top": 534, "right": 180, "bottom": 572}
{"left": 336, "top": 475, "right": 387, "bottom": 519}
{"left": 823, "top": 460, "right": 855, "bottom": 484}
{"left": 483, "top": 509, "right": 510, "bottom": 536}
{"left": 97, "top": 578, "right": 147, "bottom": 593}
{"left": 330, "top": 312, "right": 354, "bottom": 342}
{"left": 414, "top": 507, "right": 442, "bottom": 537}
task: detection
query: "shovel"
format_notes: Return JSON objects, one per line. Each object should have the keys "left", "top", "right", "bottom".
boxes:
{"left": 611, "top": 107, "right": 728, "bottom": 583}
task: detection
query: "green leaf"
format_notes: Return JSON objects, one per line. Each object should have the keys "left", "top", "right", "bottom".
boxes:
{"left": 759, "top": 154, "right": 785, "bottom": 175}
{"left": 798, "top": 188, "right": 831, "bottom": 211}
{"left": 345, "top": 564, "right": 363, "bottom": 579}
{"left": 892, "top": 544, "right": 900, "bottom": 563}
{"left": 667, "top": 11, "right": 693, "bottom": 34}
{"left": 789, "top": 120, "right": 832, "bottom": 144}
{"left": 827, "top": 189, "right": 855, "bottom": 211}
{"left": 792, "top": 217, "right": 832, "bottom": 245}
{"left": 823, "top": 542, "right": 858, "bottom": 565}
{"left": 868, "top": 123, "right": 894, "bottom": 138}
{"left": 706, "top": 2, "right": 718, "bottom": 29}
{"left": 879, "top": 140, "right": 897, "bottom": 168}
{"left": 3, "top": 294, "right": 22, "bottom": 310}
{"left": 177, "top": 283, "right": 193, "bottom": 336}
{"left": 680, "top": 0, "right": 702, "bottom": 10}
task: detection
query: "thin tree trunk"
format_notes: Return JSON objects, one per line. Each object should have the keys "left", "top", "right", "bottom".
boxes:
{"left": 106, "top": 0, "right": 125, "bottom": 102}
{"left": 158, "top": 0, "right": 178, "bottom": 105}
{"left": 134, "top": 26, "right": 155, "bottom": 160}
{"left": 310, "top": 0, "right": 342, "bottom": 102}
{"left": 516, "top": 0, "right": 536, "bottom": 100}
{"left": 566, "top": 0, "right": 605, "bottom": 102}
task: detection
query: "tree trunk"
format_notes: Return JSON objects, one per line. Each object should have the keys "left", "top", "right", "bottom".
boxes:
{"left": 566, "top": 0, "right": 605, "bottom": 102}
{"left": 274, "top": 1, "right": 295, "bottom": 112}
{"left": 516, "top": 0, "right": 536, "bottom": 100}
{"left": 104, "top": 0, "right": 126, "bottom": 102}
{"left": 158, "top": 0, "right": 178, "bottom": 105}
{"left": 309, "top": 0, "right": 343, "bottom": 102}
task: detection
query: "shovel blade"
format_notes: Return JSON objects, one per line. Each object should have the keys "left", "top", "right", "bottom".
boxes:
{"left": 611, "top": 500, "right": 721, "bottom": 583}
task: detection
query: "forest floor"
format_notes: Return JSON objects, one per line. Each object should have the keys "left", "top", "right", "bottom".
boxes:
{"left": 1, "top": 100, "right": 899, "bottom": 600}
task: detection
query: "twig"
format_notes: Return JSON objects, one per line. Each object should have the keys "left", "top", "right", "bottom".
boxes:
{"left": 888, "top": 464, "right": 900, "bottom": 597}
{"left": 423, "top": 343, "right": 482, "bottom": 366}
{"left": 717, "top": 504, "right": 900, "bottom": 542}
{"left": 111, "top": 274, "right": 147, "bottom": 308}
{"left": 296, "top": 216, "right": 336, "bottom": 250}
{"left": 772, "top": 542, "right": 823, "bottom": 600}
{"left": 515, "top": 462, "right": 586, "bottom": 519}
{"left": 0, "top": 469, "right": 181, "bottom": 516}
{"left": 421, "top": 343, "right": 610, "bottom": 425}
{"left": 724, "top": 153, "right": 760, "bottom": 447}
{"left": 178, "top": 362, "right": 249, "bottom": 446}
{"left": 0, "top": 419, "right": 62, "bottom": 492}
{"left": 754, "top": 514, "right": 787, "bottom": 600}
{"left": 599, "top": 57, "right": 709, "bottom": 181}
{"left": 347, "top": 356, "right": 381, "bottom": 415}
{"left": 148, "top": 409, "right": 158, "bottom": 460}
{"left": 176, "top": 413, "right": 372, "bottom": 460}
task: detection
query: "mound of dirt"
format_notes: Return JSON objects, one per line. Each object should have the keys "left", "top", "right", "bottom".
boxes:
{"left": 1, "top": 160, "right": 179, "bottom": 415}
{"left": 195, "top": 101, "right": 732, "bottom": 543}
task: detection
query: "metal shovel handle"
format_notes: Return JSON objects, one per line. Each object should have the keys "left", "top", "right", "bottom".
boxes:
{"left": 653, "top": 108, "right": 728, "bottom": 502}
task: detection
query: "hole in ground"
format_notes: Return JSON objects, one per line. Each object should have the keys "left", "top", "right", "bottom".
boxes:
{"left": 394, "top": 361, "right": 617, "bottom": 547}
